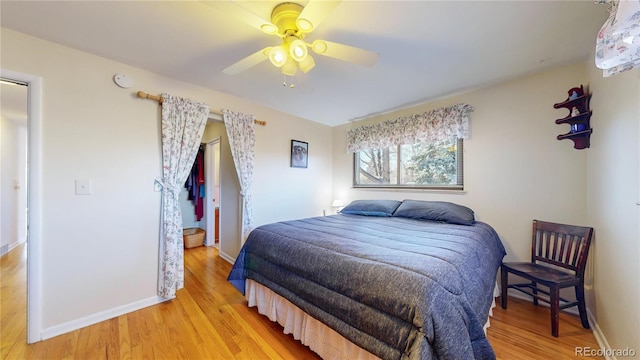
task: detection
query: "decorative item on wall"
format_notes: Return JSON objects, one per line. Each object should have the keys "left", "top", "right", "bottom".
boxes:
{"left": 553, "top": 85, "right": 593, "bottom": 150}
{"left": 291, "top": 140, "right": 308, "bottom": 168}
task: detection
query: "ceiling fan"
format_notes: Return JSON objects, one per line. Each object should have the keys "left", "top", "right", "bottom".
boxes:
{"left": 211, "top": 1, "right": 379, "bottom": 76}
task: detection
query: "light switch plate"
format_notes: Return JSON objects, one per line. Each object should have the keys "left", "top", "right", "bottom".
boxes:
{"left": 75, "top": 180, "right": 91, "bottom": 195}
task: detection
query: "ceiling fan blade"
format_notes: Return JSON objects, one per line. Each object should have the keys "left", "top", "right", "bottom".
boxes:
{"left": 296, "top": 0, "right": 341, "bottom": 33}
{"left": 223, "top": 47, "right": 270, "bottom": 75}
{"left": 311, "top": 40, "right": 378, "bottom": 66}
{"left": 202, "top": 1, "right": 279, "bottom": 35}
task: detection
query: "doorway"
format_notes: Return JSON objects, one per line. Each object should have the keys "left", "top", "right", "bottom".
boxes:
{"left": 1, "top": 79, "right": 28, "bottom": 256}
{"left": 0, "top": 69, "right": 43, "bottom": 343}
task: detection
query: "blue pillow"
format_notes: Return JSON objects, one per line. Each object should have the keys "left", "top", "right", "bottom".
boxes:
{"left": 340, "top": 200, "right": 402, "bottom": 217}
{"left": 392, "top": 200, "right": 475, "bottom": 225}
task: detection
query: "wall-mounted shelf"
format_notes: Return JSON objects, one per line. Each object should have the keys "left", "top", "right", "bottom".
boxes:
{"left": 553, "top": 85, "right": 592, "bottom": 149}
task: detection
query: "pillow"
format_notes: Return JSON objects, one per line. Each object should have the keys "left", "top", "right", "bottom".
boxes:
{"left": 392, "top": 200, "right": 475, "bottom": 225}
{"left": 340, "top": 200, "right": 402, "bottom": 217}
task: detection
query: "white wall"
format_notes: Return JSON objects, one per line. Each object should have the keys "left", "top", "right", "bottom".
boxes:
{"left": 1, "top": 28, "right": 333, "bottom": 336}
{"left": 586, "top": 64, "right": 639, "bottom": 355}
{"left": 250, "top": 108, "right": 334, "bottom": 225}
{"left": 333, "top": 62, "right": 590, "bottom": 263}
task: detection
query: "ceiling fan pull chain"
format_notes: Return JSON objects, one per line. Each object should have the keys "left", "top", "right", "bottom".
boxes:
{"left": 282, "top": 75, "right": 296, "bottom": 88}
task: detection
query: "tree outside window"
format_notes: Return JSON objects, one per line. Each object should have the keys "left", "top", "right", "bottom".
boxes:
{"left": 354, "top": 138, "right": 462, "bottom": 189}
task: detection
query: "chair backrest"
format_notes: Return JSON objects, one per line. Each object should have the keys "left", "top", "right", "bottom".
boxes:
{"left": 531, "top": 220, "right": 594, "bottom": 277}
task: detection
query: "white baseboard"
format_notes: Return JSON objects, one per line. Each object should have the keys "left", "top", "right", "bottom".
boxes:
{"left": 0, "top": 244, "right": 8, "bottom": 257}
{"left": 587, "top": 309, "right": 616, "bottom": 360}
{"left": 40, "top": 295, "right": 169, "bottom": 340}
{"left": 218, "top": 251, "right": 236, "bottom": 265}
{"left": 0, "top": 238, "right": 26, "bottom": 257}
{"left": 40, "top": 249, "right": 236, "bottom": 341}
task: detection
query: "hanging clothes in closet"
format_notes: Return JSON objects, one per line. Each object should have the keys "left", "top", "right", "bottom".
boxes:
{"left": 185, "top": 144, "right": 205, "bottom": 221}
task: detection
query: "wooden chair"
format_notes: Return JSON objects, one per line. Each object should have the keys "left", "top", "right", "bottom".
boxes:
{"left": 500, "top": 220, "right": 594, "bottom": 337}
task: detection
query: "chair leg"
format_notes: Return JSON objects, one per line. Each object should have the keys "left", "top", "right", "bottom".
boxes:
{"left": 500, "top": 266, "right": 508, "bottom": 309}
{"left": 575, "top": 284, "right": 590, "bottom": 329}
{"left": 531, "top": 281, "right": 538, "bottom": 306}
{"left": 550, "top": 286, "right": 560, "bottom": 337}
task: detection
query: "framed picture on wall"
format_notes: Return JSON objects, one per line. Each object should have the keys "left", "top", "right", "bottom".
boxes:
{"left": 290, "top": 140, "right": 308, "bottom": 168}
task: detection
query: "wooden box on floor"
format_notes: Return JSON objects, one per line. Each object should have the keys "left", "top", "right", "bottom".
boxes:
{"left": 183, "top": 228, "right": 205, "bottom": 248}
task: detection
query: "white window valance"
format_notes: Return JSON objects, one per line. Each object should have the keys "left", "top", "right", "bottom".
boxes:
{"left": 346, "top": 103, "right": 473, "bottom": 153}
{"left": 595, "top": 0, "right": 640, "bottom": 77}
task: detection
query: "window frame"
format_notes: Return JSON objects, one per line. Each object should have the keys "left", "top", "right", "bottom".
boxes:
{"left": 352, "top": 138, "right": 464, "bottom": 190}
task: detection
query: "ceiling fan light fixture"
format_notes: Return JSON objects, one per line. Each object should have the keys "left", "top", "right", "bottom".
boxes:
{"left": 296, "top": 18, "right": 314, "bottom": 33}
{"left": 298, "top": 54, "right": 316, "bottom": 73}
{"left": 311, "top": 40, "right": 328, "bottom": 54}
{"left": 268, "top": 46, "right": 288, "bottom": 67}
{"left": 260, "top": 23, "right": 278, "bottom": 35}
{"left": 220, "top": 1, "right": 377, "bottom": 80}
{"left": 289, "top": 39, "right": 308, "bottom": 62}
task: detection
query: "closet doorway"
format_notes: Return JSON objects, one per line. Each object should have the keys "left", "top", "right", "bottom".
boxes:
{"left": 200, "top": 120, "right": 241, "bottom": 262}
{"left": 0, "top": 69, "right": 43, "bottom": 344}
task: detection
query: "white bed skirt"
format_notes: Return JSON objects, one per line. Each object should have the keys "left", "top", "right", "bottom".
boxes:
{"left": 245, "top": 279, "right": 498, "bottom": 360}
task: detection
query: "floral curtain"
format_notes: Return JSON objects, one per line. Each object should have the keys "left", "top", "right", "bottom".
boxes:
{"left": 595, "top": 0, "right": 640, "bottom": 77}
{"left": 346, "top": 103, "right": 473, "bottom": 153}
{"left": 223, "top": 109, "right": 255, "bottom": 244}
{"left": 158, "top": 94, "right": 209, "bottom": 298}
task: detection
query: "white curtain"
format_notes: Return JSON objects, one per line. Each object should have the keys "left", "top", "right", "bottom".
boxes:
{"left": 223, "top": 109, "right": 256, "bottom": 244}
{"left": 346, "top": 103, "right": 473, "bottom": 153}
{"left": 595, "top": 0, "right": 640, "bottom": 77}
{"left": 158, "top": 93, "right": 209, "bottom": 298}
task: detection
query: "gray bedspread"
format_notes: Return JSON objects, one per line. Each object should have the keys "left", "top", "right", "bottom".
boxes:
{"left": 228, "top": 214, "right": 506, "bottom": 360}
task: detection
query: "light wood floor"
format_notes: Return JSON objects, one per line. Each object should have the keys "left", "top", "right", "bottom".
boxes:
{"left": 2, "top": 243, "right": 602, "bottom": 359}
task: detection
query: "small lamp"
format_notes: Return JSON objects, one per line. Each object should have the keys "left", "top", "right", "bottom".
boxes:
{"left": 332, "top": 199, "right": 345, "bottom": 213}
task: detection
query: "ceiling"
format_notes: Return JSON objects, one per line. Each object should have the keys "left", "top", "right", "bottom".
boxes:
{"left": 0, "top": 1, "right": 608, "bottom": 127}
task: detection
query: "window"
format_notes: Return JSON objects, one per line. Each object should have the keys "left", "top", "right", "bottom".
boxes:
{"left": 347, "top": 103, "right": 472, "bottom": 190}
{"left": 354, "top": 138, "right": 463, "bottom": 190}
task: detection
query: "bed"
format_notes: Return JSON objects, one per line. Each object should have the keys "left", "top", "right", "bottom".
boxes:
{"left": 228, "top": 200, "right": 506, "bottom": 360}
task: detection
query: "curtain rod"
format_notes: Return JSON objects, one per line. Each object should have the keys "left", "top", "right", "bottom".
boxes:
{"left": 136, "top": 91, "right": 267, "bottom": 126}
